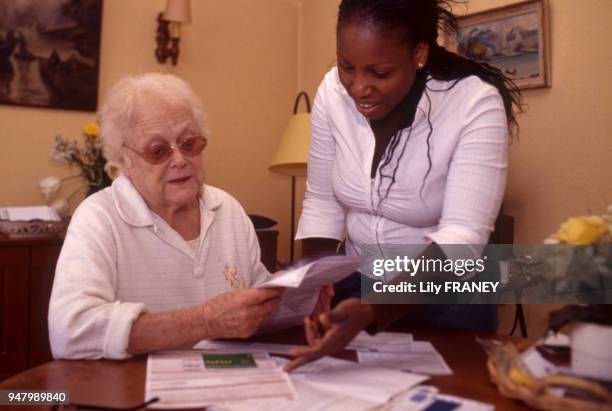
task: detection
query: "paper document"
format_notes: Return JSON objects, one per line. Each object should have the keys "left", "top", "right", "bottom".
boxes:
{"left": 258, "top": 255, "right": 361, "bottom": 289}
{"left": 257, "top": 255, "right": 360, "bottom": 329}
{"left": 214, "top": 378, "right": 377, "bottom": 411}
{"left": 288, "top": 356, "right": 429, "bottom": 404}
{"left": 0, "top": 206, "right": 61, "bottom": 222}
{"left": 347, "top": 331, "right": 452, "bottom": 375}
{"left": 347, "top": 331, "right": 413, "bottom": 353}
{"left": 209, "top": 356, "right": 428, "bottom": 411}
{"left": 145, "top": 351, "right": 295, "bottom": 409}
{"left": 388, "top": 385, "right": 494, "bottom": 411}
{"left": 194, "top": 340, "right": 307, "bottom": 355}
{"left": 357, "top": 344, "right": 453, "bottom": 376}
{"left": 260, "top": 289, "right": 320, "bottom": 330}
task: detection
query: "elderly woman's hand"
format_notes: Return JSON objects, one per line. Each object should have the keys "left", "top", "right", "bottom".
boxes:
{"left": 202, "top": 288, "right": 282, "bottom": 339}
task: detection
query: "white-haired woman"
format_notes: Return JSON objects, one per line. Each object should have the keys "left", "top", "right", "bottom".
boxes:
{"left": 48, "top": 73, "right": 281, "bottom": 359}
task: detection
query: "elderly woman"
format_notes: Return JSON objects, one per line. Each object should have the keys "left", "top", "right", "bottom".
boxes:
{"left": 48, "top": 73, "right": 281, "bottom": 359}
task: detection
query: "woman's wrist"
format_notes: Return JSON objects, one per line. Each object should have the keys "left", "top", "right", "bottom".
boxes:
{"left": 199, "top": 303, "right": 219, "bottom": 340}
{"left": 342, "top": 298, "right": 376, "bottom": 328}
{"left": 358, "top": 303, "right": 376, "bottom": 327}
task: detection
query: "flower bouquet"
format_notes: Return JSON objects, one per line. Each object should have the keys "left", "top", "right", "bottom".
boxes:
{"left": 39, "top": 123, "right": 118, "bottom": 215}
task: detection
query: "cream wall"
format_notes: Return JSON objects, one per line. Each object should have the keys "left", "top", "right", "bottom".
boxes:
{"left": 0, "top": 0, "right": 299, "bottom": 261}
{"left": 297, "top": 0, "right": 612, "bottom": 336}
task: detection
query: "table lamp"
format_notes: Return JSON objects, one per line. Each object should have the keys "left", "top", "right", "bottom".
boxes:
{"left": 269, "top": 92, "right": 311, "bottom": 261}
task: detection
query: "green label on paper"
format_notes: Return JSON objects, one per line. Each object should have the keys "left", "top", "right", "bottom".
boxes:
{"left": 202, "top": 353, "right": 257, "bottom": 369}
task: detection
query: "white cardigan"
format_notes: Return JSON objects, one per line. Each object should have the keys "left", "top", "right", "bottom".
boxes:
{"left": 297, "top": 68, "right": 508, "bottom": 256}
{"left": 48, "top": 176, "right": 269, "bottom": 360}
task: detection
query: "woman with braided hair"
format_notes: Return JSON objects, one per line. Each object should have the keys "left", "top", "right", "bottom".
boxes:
{"left": 286, "top": 0, "right": 522, "bottom": 371}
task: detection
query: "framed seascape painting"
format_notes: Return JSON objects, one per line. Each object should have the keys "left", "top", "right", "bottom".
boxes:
{"left": 446, "top": 0, "right": 550, "bottom": 90}
{"left": 0, "top": 0, "right": 103, "bottom": 111}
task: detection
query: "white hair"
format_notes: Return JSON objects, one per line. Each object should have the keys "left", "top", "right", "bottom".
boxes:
{"left": 99, "top": 73, "right": 209, "bottom": 164}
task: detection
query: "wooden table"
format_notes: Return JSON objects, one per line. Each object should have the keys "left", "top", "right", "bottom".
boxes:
{"left": 0, "top": 328, "right": 530, "bottom": 410}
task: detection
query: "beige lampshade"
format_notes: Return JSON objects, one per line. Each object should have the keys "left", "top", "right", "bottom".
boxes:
{"left": 164, "top": 0, "right": 192, "bottom": 23}
{"left": 269, "top": 113, "right": 310, "bottom": 177}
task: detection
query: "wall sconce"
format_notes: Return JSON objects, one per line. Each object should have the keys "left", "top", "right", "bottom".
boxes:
{"left": 155, "top": 0, "right": 192, "bottom": 66}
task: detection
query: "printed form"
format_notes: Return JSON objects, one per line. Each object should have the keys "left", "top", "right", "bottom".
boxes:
{"left": 356, "top": 340, "right": 453, "bottom": 375}
{"left": 145, "top": 351, "right": 295, "bottom": 409}
{"left": 344, "top": 332, "right": 452, "bottom": 375}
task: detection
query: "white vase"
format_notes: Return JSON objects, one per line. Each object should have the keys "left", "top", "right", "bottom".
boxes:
{"left": 571, "top": 321, "right": 612, "bottom": 381}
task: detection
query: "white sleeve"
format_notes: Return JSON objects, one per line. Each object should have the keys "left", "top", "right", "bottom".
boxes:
{"left": 296, "top": 79, "right": 346, "bottom": 241}
{"left": 426, "top": 81, "right": 508, "bottom": 249}
{"left": 48, "top": 201, "right": 145, "bottom": 360}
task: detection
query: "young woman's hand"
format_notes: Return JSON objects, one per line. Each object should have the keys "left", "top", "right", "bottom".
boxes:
{"left": 309, "top": 284, "right": 334, "bottom": 322}
{"left": 284, "top": 298, "right": 375, "bottom": 372}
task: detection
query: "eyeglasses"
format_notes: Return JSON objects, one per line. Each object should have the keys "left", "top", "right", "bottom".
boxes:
{"left": 124, "top": 135, "right": 207, "bottom": 165}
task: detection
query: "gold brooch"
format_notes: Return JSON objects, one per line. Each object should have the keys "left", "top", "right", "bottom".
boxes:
{"left": 223, "top": 265, "right": 243, "bottom": 289}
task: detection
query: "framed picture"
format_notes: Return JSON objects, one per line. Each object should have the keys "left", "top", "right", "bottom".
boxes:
{"left": 445, "top": 0, "right": 550, "bottom": 90}
{"left": 0, "top": 0, "right": 103, "bottom": 111}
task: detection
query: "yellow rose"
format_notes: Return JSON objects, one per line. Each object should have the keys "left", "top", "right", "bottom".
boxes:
{"left": 556, "top": 216, "right": 606, "bottom": 244}
{"left": 83, "top": 123, "right": 100, "bottom": 138}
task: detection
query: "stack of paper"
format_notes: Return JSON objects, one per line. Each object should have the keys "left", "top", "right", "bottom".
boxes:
{"left": 350, "top": 332, "right": 453, "bottom": 376}
{"left": 146, "top": 351, "right": 429, "bottom": 411}
{"left": 0, "top": 206, "right": 61, "bottom": 222}
{"left": 216, "top": 356, "right": 429, "bottom": 411}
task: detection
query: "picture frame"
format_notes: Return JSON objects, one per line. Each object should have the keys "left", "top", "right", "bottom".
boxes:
{"left": 0, "top": 0, "right": 103, "bottom": 111}
{"left": 445, "top": 0, "right": 550, "bottom": 90}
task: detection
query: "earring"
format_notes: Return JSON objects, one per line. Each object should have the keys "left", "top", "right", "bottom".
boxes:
{"left": 418, "top": 62, "right": 424, "bottom": 69}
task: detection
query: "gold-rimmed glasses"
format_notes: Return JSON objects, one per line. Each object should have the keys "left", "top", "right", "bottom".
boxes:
{"left": 123, "top": 135, "right": 207, "bottom": 165}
